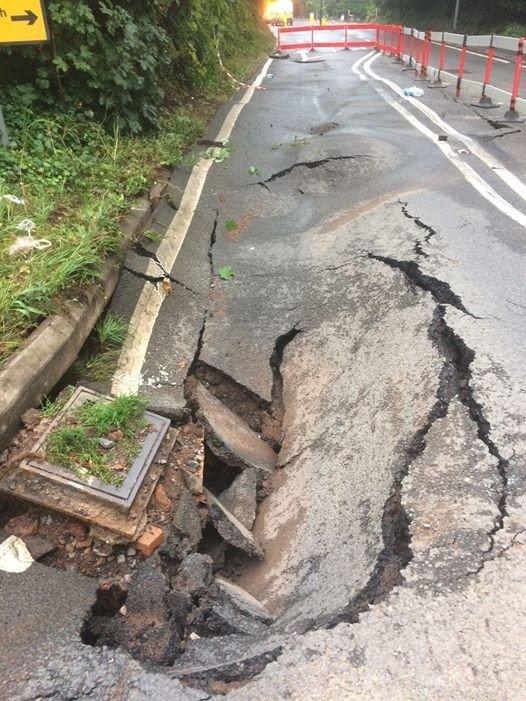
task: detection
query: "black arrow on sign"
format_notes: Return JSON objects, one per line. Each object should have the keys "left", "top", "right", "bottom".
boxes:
{"left": 10, "top": 10, "right": 38, "bottom": 25}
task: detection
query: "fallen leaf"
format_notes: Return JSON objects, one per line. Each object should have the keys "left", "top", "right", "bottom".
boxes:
{"left": 218, "top": 266, "right": 235, "bottom": 281}
{"left": 162, "top": 278, "right": 173, "bottom": 294}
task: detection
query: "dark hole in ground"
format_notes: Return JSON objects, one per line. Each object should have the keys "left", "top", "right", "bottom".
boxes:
{"left": 81, "top": 582, "right": 128, "bottom": 645}
{"left": 203, "top": 447, "right": 239, "bottom": 494}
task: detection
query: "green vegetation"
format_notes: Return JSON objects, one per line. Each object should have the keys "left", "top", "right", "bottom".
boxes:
{"left": 95, "top": 313, "right": 127, "bottom": 349}
{"left": 41, "top": 386, "right": 75, "bottom": 419}
{"left": 0, "top": 109, "right": 201, "bottom": 365}
{"left": 218, "top": 265, "right": 236, "bottom": 280}
{"left": 45, "top": 394, "right": 148, "bottom": 485}
{"left": 374, "top": 0, "right": 526, "bottom": 35}
{"left": 0, "top": 1, "right": 273, "bottom": 368}
{"left": 302, "top": 0, "right": 376, "bottom": 20}
{"left": 78, "top": 395, "right": 146, "bottom": 436}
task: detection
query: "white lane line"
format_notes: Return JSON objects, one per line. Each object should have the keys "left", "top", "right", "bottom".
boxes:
{"left": 351, "top": 50, "right": 375, "bottom": 80}
{"left": 355, "top": 56, "right": 526, "bottom": 228}
{"left": 111, "top": 58, "right": 273, "bottom": 397}
{"left": 363, "top": 52, "right": 526, "bottom": 205}
{"left": 431, "top": 41, "right": 510, "bottom": 64}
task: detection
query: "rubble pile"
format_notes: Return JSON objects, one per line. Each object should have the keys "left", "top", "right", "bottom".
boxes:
{"left": 0, "top": 380, "right": 278, "bottom": 667}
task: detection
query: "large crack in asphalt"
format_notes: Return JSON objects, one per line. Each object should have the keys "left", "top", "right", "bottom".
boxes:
{"left": 254, "top": 155, "right": 371, "bottom": 187}
{"left": 270, "top": 326, "right": 303, "bottom": 424}
{"left": 359, "top": 255, "right": 508, "bottom": 591}
{"left": 367, "top": 253, "right": 479, "bottom": 318}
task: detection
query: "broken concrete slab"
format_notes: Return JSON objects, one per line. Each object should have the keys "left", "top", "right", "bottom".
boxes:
{"left": 194, "top": 382, "right": 276, "bottom": 479}
{"left": 219, "top": 468, "right": 258, "bottom": 530}
{"left": 171, "top": 484, "right": 203, "bottom": 557}
{"left": 189, "top": 597, "right": 269, "bottom": 637}
{"left": 170, "top": 633, "right": 283, "bottom": 691}
{"left": 215, "top": 575, "right": 274, "bottom": 624}
{"left": 204, "top": 488, "right": 263, "bottom": 559}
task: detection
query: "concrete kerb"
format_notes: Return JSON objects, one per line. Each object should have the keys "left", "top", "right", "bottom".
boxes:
{"left": 0, "top": 194, "right": 154, "bottom": 451}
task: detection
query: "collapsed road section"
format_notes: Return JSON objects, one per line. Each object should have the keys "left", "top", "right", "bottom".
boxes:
{"left": 2, "top": 45, "right": 526, "bottom": 700}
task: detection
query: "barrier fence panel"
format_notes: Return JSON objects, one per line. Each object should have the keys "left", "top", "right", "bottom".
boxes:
{"left": 277, "top": 23, "right": 397, "bottom": 52}
{"left": 396, "top": 25, "right": 525, "bottom": 118}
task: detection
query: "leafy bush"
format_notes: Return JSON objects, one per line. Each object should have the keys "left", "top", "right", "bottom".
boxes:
{"left": 0, "top": 0, "right": 270, "bottom": 133}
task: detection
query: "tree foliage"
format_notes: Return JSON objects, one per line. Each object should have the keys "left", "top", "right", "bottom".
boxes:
{"left": 376, "top": 0, "right": 526, "bottom": 35}
{"left": 0, "top": 0, "right": 269, "bottom": 133}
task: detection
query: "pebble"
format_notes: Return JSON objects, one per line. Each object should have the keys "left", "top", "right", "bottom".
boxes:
{"left": 98, "top": 438, "right": 115, "bottom": 450}
{"left": 127, "top": 547, "right": 136, "bottom": 557}
{"left": 117, "top": 554, "right": 126, "bottom": 564}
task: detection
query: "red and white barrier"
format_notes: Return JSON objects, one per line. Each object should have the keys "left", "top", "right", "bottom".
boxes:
{"left": 277, "top": 23, "right": 398, "bottom": 53}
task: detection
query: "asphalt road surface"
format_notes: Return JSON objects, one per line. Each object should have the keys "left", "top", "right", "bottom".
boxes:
{"left": 3, "top": 45, "right": 526, "bottom": 699}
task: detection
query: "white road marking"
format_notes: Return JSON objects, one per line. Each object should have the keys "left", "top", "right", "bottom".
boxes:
{"left": 111, "top": 58, "right": 273, "bottom": 397}
{"left": 353, "top": 54, "right": 526, "bottom": 228}
{"left": 351, "top": 50, "right": 375, "bottom": 80}
{"left": 431, "top": 41, "right": 510, "bottom": 64}
{"left": 363, "top": 52, "right": 526, "bottom": 206}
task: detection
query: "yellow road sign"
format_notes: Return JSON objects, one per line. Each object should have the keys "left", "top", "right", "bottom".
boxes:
{"left": 0, "top": 1, "right": 49, "bottom": 45}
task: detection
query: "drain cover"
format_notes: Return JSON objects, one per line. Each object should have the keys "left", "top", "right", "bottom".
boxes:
{"left": 17, "top": 386, "right": 170, "bottom": 510}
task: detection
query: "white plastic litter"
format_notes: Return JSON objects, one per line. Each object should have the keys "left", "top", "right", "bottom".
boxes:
{"left": 8, "top": 234, "right": 52, "bottom": 256}
{"left": 16, "top": 218, "right": 36, "bottom": 233}
{"left": 1, "top": 194, "right": 25, "bottom": 205}
{"left": 403, "top": 86, "right": 425, "bottom": 97}
{"left": 0, "top": 536, "right": 34, "bottom": 573}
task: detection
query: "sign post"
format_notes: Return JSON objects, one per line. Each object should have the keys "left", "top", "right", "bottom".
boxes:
{"left": 0, "top": 1, "right": 49, "bottom": 146}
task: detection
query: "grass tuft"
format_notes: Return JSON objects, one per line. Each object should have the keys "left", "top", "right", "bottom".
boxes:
{"left": 77, "top": 395, "right": 147, "bottom": 436}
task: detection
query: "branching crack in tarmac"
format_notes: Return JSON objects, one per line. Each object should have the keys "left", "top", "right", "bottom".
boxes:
{"left": 254, "top": 155, "right": 371, "bottom": 186}
{"left": 123, "top": 264, "right": 199, "bottom": 296}
{"left": 367, "top": 253, "right": 479, "bottom": 318}
{"left": 348, "top": 255, "right": 508, "bottom": 613}
{"left": 187, "top": 212, "right": 219, "bottom": 377}
{"left": 435, "top": 312, "right": 510, "bottom": 566}
{"left": 398, "top": 200, "right": 437, "bottom": 258}
{"left": 482, "top": 129, "right": 521, "bottom": 142}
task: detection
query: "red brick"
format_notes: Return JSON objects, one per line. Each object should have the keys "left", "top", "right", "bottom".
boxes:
{"left": 136, "top": 527, "right": 164, "bottom": 557}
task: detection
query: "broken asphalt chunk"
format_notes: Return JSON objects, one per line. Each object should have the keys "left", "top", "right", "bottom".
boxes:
{"left": 219, "top": 468, "right": 257, "bottom": 530}
{"left": 204, "top": 488, "right": 263, "bottom": 559}
{"left": 215, "top": 575, "right": 273, "bottom": 624}
{"left": 194, "top": 382, "right": 276, "bottom": 480}
{"left": 172, "top": 553, "right": 213, "bottom": 596}
{"left": 91, "top": 556, "right": 181, "bottom": 666}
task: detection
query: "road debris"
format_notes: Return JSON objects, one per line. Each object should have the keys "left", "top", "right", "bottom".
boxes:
{"left": 0, "top": 536, "right": 34, "bottom": 573}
